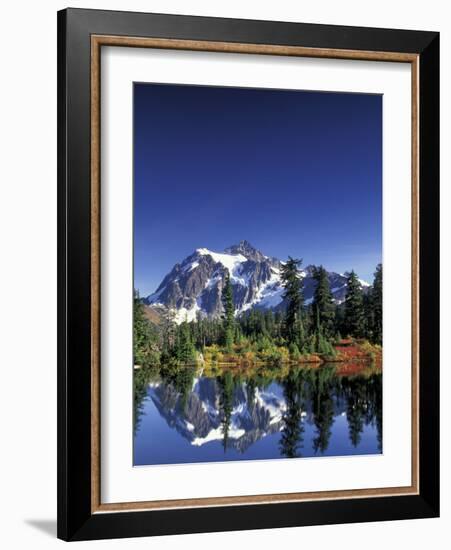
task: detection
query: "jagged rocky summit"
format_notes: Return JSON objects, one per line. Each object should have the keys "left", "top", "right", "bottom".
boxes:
{"left": 144, "top": 240, "right": 369, "bottom": 324}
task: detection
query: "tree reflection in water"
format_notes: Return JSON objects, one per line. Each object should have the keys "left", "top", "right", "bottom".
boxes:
{"left": 134, "top": 361, "right": 382, "bottom": 464}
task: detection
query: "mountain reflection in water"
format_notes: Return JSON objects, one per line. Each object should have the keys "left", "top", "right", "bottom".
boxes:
{"left": 133, "top": 363, "right": 382, "bottom": 466}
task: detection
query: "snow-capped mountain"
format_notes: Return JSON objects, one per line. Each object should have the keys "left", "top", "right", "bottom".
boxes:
{"left": 148, "top": 376, "right": 289, "bottom": 452}
{"left": 144, "top": 240, "right": 369, "bottom": 323}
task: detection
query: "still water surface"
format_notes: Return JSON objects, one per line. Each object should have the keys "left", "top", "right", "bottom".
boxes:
{"left": 134, "top": 362, "right": 382, "bottom": 466}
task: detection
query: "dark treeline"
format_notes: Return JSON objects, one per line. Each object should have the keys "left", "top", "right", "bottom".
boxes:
{"left": 134, "top": 261, "right": 382, "bottom": 366}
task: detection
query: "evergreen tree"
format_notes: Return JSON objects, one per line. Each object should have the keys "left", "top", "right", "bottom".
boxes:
{"left": 133, "top": 291, "right": 149, "bottom": 365}
{"left": 274, "top": 311, "right": 283, "bottom": 340}
{"left": 160, "top": 307, "right": 176, "bottom": 360}
{"left": 133, "top": 363, "right": 157, "bottom": 434}
{"left": 344, "top": 377, "right": 366, "bottom": 447}
{"left": 311, "top": 266, "right": 335, "bottom": 337}
{"left": 334, "top": 304, "right": 346, "bottom": 338}
{"left": 296, "top": 316, "right": 306, "bottom": 352}
{"left": 315, "top": 331, "right": 336, "bottom": 356}
{"left": 372, "top": 264, "right": 383, "bottom": 345}
{"left": 309, "top": 304, "right": 335, "bottom": 356}
{"left": 344, "top": 270, "right": 365, "bottom": 338}
{"left": 265, "top": 310, "right": 275, "bottom": 338}
{"left": 280, "top": 257, "right": 304, "bottom": 346}
{"left": 173, "top": 366, "right": 196, "bottom": 410}
{"left": 279, "top": 370, "right": 304, "bottom": 458}
{"left": 133, "top": 291, "right": 160, "bottom": 366}
{"left": 363, "top": 291, "right": 374, "bottom": 340}
{"left": 373, "top": 373, "right": 383, "bottom": 451}
{"left": 289, "top": 342, "right": 301, "bottom": 360}
{"left": 312, "top": 368, "right": 335, "bottom": 453}
{"left": 221, "top": 270, "right": 235, "bottom": 351}
{"left": 218, "top": 371, "right": 234, "bottom": 451}
{"left": 175, "top": 322, "right": 196, "bottom": 363}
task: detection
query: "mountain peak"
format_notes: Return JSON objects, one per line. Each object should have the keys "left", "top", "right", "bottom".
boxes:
{"left": 224, "top": 240, "right": 264, "bottom": 261}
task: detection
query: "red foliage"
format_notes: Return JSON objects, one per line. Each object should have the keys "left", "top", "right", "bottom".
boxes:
{"left": 334, "top": 341, "right": 382, "bottom": 369}
{"left": 335, "top": 344, "right": 363, "bottom": 359}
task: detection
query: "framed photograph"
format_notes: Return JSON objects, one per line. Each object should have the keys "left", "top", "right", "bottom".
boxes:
{"left": 57, "top": 8, "right": 439, "bottom": 541}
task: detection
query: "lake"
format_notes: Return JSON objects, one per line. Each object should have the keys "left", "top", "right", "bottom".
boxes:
{"left": 134, "top": 362, "right": 382, "bottom": 466}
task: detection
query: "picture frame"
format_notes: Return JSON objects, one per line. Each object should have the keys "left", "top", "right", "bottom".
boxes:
{"left": 57, "top": 7, "right": 439, "bottom": 541}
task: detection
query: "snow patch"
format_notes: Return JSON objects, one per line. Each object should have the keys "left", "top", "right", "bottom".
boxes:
{"left": 182, "top": 261, "right": 199, "bottom": 272}
{"left": 196, "top": 248, "right": 248, "bottom": 285}
{"left": 259, "top": 285, "right": 284, "bottom": 309}
{"left": 173, "top": 301, "right": 201, "bottom": 324}
{"left": 238, "top": 269, "right": 283, "bottom": 314}
{"left": 191, "top": 426, "right": 245, "bottom": 446}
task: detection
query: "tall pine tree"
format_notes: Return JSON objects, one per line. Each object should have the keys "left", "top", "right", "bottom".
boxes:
{"left": 280, "top": 257, "right": 304, "bottom": 346}
{"left": 372, "top": 263, "right": 383, "bottom": 345}
{"left": 175, "top": 321, "right": 196, "bottom": 363}
{"left": 221, "top": 270, "right": 235, "bottom": 351}
{"left": 311, "top": 265, "right": 335, "bottom": 337}
{"left": 344, "top": 270, "right": 365, "bottom": 338}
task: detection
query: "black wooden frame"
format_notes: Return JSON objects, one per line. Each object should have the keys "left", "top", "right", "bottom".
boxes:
{"left": 57, "top": 7, "right": 439, "bottom": 541}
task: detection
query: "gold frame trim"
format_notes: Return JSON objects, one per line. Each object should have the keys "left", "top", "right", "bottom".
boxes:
{"left": 90, "top": 35, "right": 420, "bottom": 514}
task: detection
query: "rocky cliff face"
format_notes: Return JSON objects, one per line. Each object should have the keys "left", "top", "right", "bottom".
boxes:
{"left": 144, "top": 240, "right": 368, "bottom": 323}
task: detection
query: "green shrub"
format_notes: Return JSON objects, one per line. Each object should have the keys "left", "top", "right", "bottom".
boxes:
{"left": 289, "top": 342, "right": 301, "bottom": 360}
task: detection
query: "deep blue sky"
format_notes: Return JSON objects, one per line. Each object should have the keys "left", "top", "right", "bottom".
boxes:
{"left": 134, "top": 83, "right": 382, "bottom": 296}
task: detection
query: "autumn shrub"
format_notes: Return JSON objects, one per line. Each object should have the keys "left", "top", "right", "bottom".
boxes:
{"left": 242, "top": 350, "right": 256, "bottom": 363}
{"left": 203, "top": 344, "right": 224, "bottom": 363}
